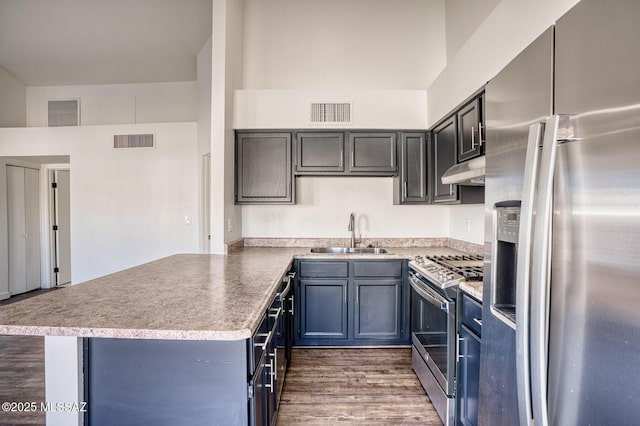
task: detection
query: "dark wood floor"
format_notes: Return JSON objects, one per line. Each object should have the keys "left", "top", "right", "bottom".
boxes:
{"left": 277, "top": 348, "right": 442, "bottom": 425}
{"left": 0, "top": 288, "right": 59, "bottom": 307}
{"left": 1, "top": 290, "right": 50, "bottom": 425}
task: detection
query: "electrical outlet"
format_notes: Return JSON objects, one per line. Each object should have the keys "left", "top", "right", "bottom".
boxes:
{"left": 185, "top": 216, "right": 192, "bottom": 225}
{"left": 227, "top": 218, "right": 233, "bottom": 233}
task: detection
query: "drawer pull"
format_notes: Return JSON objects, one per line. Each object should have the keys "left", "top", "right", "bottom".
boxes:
{"left": 473, "top": 318, "right": 483, "bottom": 327}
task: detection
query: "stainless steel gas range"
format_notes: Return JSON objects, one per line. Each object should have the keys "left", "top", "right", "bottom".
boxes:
{"left": 408, "top": 255, "right": 483, "bottom": 425}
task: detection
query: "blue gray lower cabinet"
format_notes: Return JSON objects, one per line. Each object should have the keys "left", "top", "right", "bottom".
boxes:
{"left": 300, "top": 279, "right": 349, "bottom": 340}
{"left": 353, "top": 279, "right": 403, "bottom": 340}
{"left": 294, "top": 259, "right": 410, "bottom": 346}
{"left": 85, "top": 271, "right": 295, "bottom": 425}
{"left": 86, "top": 338, "right": 250, "bottom": 426}
{"left": 457, "top": 292, "right": 482, "bottom": 426}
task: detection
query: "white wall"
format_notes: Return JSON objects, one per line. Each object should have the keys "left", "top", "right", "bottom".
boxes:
{"left": 449, "top": 204, "right": 484, "bottom": 245}
{"left": 0, "top": 66, "right": 26, "bottom": 127}
{"left": 0, "top": 123, "right": 199, "bottom": 287}
{"left": 242, "top": 0, "right": 446, "bottom": 90}
{"left": 234, "top": 90, "right": 428, "bottom": 129}
{"left": 210, "top": 0, "right": 244, "bottom": 253}
{"left": 197, "top": 37, "right": 213, "bottom": 252}
{"left": 235, "top": 0, "right": 450, "bottom": 243}
{"left": 444, "top": 0, "right": 501, "bottom": 63}
{"left": 26, "top": 82, "right": 198, "bottom": 127}
{"left": 223, "top": 0, "right": 244, "bottom": 246}
{"left": 242, "top": 177, "right": 450, "bottom": 238}
{"left": 427, "top": 0, "right": 581, "bottom": 125}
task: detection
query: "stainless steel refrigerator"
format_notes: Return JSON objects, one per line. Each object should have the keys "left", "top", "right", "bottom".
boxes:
{"left": 480, "top": 0, "right": 640, "bottom": 424}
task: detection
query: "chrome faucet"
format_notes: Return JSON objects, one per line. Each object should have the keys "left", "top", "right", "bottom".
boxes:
{"left": 348, "top": 213, "right": 358, "bottom": 248}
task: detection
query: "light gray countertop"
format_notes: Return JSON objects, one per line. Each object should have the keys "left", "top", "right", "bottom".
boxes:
{"left": 0, "top": 246, "right": 479, "bottom": 341}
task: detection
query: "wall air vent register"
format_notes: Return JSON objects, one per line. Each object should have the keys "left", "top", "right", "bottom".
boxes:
{"left": 113, "top": 134, "right": 155, "bottom": 149}
{"left": 48, "top": 99, "right": 80, "bottom": 127}
{"left": 310, "top": 102, "right": 352, "bottom": 124}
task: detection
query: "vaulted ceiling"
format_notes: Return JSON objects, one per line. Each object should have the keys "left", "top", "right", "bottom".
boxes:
{"left": 0, "top": 0, "right": 212, "bottom": 86}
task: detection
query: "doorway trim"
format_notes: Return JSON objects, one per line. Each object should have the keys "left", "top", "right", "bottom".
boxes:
{"left": 202, "top": 154, "right": 211, "bottom": 254}
{"left": 41, "top": 163, "right": 70, "bottom": 289}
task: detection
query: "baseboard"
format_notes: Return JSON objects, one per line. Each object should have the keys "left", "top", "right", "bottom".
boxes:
{"left": 0, "top": 292, "right": 10, "bottom": 301}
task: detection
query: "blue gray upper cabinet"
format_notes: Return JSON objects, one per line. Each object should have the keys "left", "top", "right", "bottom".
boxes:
{"left": 394, "top": 132, "right": 431, "bottom": 204}
{"left": 235, "top": 132, "right": 295, "bottom": 204}
{"left": 431, "top": 92, "right": 485, "bottom": 205}
{"left": 432, "top": 116, "right": 459, "bottom": 204}
{"left": 295, "top": 132, "right": 345, "bottom": 173}
{"left": 348, "top": 132, "right": 397, "bottom": 173}
{"left": 457, "top": 95, "right": 484, "bottom": 162}
{"left": 294, "top": 131, "right": 398, "bottom": 176}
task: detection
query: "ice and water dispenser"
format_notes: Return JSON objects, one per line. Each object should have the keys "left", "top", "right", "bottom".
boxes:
{"left": 491, "top": 202, "right": 521, "bottom": 327}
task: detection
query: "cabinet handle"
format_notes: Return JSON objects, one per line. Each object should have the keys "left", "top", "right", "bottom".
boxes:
{"left": 478, "top": 122, "right": 484, "bottom": 146}
{"left": 264, "top": 358, "right": 274, "bottom": 392}
{"left": 270, "top": 350, "right": 278, "bottom": 382}
{"left": 403, "top": 181, "right": 408, "bottom": 199}
{"left": 344, "top": 287, "right": 347, "bottom": 304}
{"left": 351, "top": 148, "right": 355, "bottom": 168}
{"left": 449, "top": 184, "right": 454, "bottom": 196}
{"left": 339, "top": 148, "right": 343, "bottom": 168}
{"left": 356, "top": 288, "right": 359, "bottom": 304}
{"left": 473, "top": 317, "right": 483, "bottom": 327}
{"left": 457, "top": 335, "right": 464, "bottom": 360}
{"left": 253, "top": 330, "right": 273, "bottom": 351}
{"left": 471, "top": 126, "right": 476, "bottom": 149}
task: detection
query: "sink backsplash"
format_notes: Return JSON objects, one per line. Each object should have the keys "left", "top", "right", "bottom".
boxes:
{"left": 236, "top": 238, "right": 484, "bottom": 256}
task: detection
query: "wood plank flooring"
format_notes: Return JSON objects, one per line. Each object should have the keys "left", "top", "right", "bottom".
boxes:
{"left": 277, "top": 348, "right": 442, "bottom": 425}
{"left": 0, "top": 288, "right": 59, "bottom": 307}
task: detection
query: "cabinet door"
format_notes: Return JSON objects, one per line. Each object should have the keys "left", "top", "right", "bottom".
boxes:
{"left": 353, "top": 279, "right": 402, "bottom": 340}
{"left": 236, "top": 132, "right": 294, "bottom": 204}
{"left": 457, "top": 97, "right": 483, "bottom": 162}
{"left": 432, "top": 116, "right": 458, "bottom": 203}
{"left": 295, "top": 132, "right": 345, "bottom": 173}
{"left": 348, "top": 132, "right": 397, "bottom": 173}
{"left": 299, "top": 279, "right": 348, "bottom": 340}
{"left": 251, "top": 357, "right": 267, "bottom": 426}
{"left": 457, "top": 325, "right": 481, "bottom": 426}
{"left": 398, "top": 132, "right": 429, "bottom": 204}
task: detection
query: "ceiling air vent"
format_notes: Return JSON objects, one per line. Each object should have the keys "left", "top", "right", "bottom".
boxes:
{"left": 113, "top": 134, "right": 155, "bottom": 149}
{"left": 48, "top": 99, "right": 80, "bottom": 127}
{"left": 310, "top": 102, "right": 352, "bottom": 124}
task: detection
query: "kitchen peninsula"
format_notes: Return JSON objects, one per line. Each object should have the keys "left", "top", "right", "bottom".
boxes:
{"left": 0, "top": 245, "right": 478, "bottom": 425}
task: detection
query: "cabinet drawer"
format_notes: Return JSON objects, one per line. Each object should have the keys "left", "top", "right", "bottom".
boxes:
{"left": 353, "top": 260, "right": 402, "bottom": 278}
{"left": 461, "top": 292, "right": 483, "bottom": 337}
{"left": 299, "top": 261, "right": 348, "bottom": 278}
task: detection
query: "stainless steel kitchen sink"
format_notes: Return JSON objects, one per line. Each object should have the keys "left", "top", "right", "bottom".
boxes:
{"left": 310, "top": 247, "right": 389, "bottom": 254}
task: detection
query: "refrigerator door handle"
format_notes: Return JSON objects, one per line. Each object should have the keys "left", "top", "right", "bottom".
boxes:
{"left": 515, "top": 122, "right": 545, "bottom": 426}
{"left": 529, "top": 115, "right": 572, "bottom": 426}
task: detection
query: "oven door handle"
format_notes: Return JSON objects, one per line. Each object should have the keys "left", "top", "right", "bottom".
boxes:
{"left": 409, "top": 274, "right": 450, "bottom": 312}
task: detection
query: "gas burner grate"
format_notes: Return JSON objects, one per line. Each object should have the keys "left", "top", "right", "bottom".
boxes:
{"left": 425, "top": 254, "right": 483, "bottom": 262}
{"left": 423, "top": 254, "right": 484, "bottom": 281}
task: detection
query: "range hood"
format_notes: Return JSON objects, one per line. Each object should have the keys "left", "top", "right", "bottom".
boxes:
{"left": 441, "top": 156, "right": 486, "bottom": 186}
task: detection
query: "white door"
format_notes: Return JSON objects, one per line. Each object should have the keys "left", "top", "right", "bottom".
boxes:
{"left": 7, "top": 165, "right": 41, "bottom": 295}
{"left": 52, "top": 170, "right": 71, "bottom": 285}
